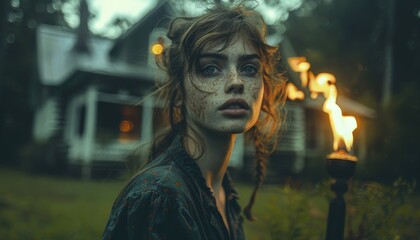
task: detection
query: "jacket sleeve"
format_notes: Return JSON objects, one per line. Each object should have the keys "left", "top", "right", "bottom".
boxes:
{"left": 102, "top": 189, "right": 201, "bottom": 240}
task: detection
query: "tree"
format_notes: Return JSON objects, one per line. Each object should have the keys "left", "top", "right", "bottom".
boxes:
{"left": 0, "top": 0, "right": 68, "bottom": 165}
{"left": 284, "top": 0, "right": 420, "bottom": 182}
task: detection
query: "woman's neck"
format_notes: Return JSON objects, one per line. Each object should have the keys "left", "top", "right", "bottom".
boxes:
{"left": 184, "top": 126, "right": 236, "bottom": 192}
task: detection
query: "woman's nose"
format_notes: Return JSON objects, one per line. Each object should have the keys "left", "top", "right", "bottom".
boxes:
{"left": 224, "top": 68, "right": 244, "bottom": 94}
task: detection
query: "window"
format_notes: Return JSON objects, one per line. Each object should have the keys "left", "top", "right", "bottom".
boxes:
{"left": 96, "top": 102, "right": 142, "bottom": 142}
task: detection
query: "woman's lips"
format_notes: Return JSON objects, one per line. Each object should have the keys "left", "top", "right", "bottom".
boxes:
{"left": 218, "top": 99, "right": 250, "bottom": 117}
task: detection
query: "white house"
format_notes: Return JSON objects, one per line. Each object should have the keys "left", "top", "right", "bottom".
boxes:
{"left": 32, "top": 0, "right": 374, "bottom": 180}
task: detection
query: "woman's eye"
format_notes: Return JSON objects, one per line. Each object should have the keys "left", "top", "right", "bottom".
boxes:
{"left": 242, "top": 65, "right": 259, "bottom": 76}
{"left": 201, "top": 65, "right": 220, "bottom": 77}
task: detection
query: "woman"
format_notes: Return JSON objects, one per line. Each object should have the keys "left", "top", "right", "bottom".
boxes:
{"left": 103, "top": 3, "right": 286, "bottom": 240}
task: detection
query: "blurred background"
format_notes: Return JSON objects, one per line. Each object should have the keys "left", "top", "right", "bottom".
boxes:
{"left": 0, "top": 0, "right": 419, "bottom": 239}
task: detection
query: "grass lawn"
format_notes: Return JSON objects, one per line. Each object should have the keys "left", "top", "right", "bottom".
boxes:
{"left": 0, "top": 168, "right": 324, "bottom": 239}
{"left": 0, "top": 168, "right": 124, "bottom": 240}
{"left": 0, "top": 168, "right": 418, "bottom": 239}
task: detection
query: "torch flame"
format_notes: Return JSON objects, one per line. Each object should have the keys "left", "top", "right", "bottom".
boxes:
{"left": 309, "top": 73, "right": 336, "bottom": 99}
{"left": 288, "top": 57, "right": 311, "bottom": 87}
{"left": 286, "top": 82, "right": 305, "bottom": 100}
{"left": 322, "top": 85, "right": 357, "bottom": 152}
{"left": 287, "top": 57, "right": 358, "bottom": 153}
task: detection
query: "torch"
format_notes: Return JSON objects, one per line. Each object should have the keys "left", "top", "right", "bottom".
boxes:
{"left": 325, "top": 146, "right": 357, "bottom": 240}
{"left": 322, "top": 83, "right": 358, "bottom": 240}
{"left": 286, "top": 58, "right": 359, "bottom": 239}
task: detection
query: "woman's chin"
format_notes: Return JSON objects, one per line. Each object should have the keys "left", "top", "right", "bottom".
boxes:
{"left": 216, "top": 123, "right": 252, "bottom": 134}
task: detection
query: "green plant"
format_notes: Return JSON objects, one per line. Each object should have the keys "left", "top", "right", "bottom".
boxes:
{"left": 345, "top": 178, "right": 416, "bottom": 240}
{"left": 253, "top": 178, "right": 418, "bottom": 240}
{"left": 258, "top": 185, "right": 327, "bottom": 240}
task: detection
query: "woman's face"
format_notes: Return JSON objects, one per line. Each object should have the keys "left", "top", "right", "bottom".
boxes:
{"left": 183, "top": 37, "right": 264, "bottom": 134}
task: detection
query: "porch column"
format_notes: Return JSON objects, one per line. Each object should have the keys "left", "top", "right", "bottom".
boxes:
{"left": 82, "top": 86, "right": 98, "bottom": 179}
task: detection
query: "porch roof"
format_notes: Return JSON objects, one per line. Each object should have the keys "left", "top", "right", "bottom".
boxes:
{"left": 37, "top": 24, "right": 153, "bottom": 87}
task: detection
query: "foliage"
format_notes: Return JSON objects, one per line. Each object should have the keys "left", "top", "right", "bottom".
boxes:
{"left": 19, "top": 140, "right": 68, "bottom": 175}
{"left": 247, "top": 178, "right": 417, "bottom": 240}
{"left": 19, "top": 141, "right": 50, "bottom": 173}
{"left": 364, "top": 81, "right": 420, "bottom": 182}
{"left": 0, "top": 0, "right": 69, "bottom": 165}
{"left": 260, "top": 185, "right": 326, "bottom": 240}
{"left": 345, "top": 178, "right": 417, "bottom": 240}
{"left": 285, "top": 0, "right": 389, "bottom": 104}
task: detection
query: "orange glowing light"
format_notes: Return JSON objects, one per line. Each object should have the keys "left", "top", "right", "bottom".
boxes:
{"left": 322, "top": 85, "right": 357, "bottom": 152}
{"left": 288, "top": 57, "right": 310, "bottom": 72}
{"left": 309, "top": 73, "right": 336, "bottom": 99}
{"left": 119, "top": 120, "right": 134, "bottom": 133}
{"left": 287, "top": 56, "right": 358, "bottom": 152}
{"left": 299, "top": 68, "right": 314, "bottom": 87}
{"left": 286, "top": 82, "right": 305, "bottom": 100}
{"left": 297, "top": 61, "right": 310, "bottom": 72}
{"left": 151, "top": 43, "right": 164, "bottom": 55}
{"left": 288, "top": 57, "right": 311, "bottom": 87}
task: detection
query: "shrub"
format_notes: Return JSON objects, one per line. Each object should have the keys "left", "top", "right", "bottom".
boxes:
{"left": 256, "top": 179, "right": 417, "bottom": 240}
{"left": 345, "top": 178, "right": 416, "bottom": 240}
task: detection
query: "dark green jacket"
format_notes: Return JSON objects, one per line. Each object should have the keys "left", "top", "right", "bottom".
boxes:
{"left": 102, "top": 136, "right": 245, "bottom": 240}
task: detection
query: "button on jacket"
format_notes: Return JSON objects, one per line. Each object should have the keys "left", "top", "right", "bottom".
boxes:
{"left": 102, "top": 136, "right": 245, "bottom": 240}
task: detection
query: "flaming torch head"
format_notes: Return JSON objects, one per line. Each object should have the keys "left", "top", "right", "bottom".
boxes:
{"left": 323, "top": 84, "right": 358, "bottom": 163}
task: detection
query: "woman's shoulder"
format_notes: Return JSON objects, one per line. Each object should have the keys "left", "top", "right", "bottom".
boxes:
{"left": 103, "top": 163, "right": 201, "bottom": 240}
{"left": 126, "top": 162, "right": 192, "bottom": 203}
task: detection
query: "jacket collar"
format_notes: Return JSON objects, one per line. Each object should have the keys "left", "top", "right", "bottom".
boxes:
{"left": 168, "top": 135, "right": 240, "bottom": 201}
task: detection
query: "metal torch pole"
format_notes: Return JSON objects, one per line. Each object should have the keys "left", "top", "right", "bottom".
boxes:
{"left": 325, "top": 154, "right": 357, "bottom": 240}
{"left": 325, "top": 178, "right": 348, "bottom": 240}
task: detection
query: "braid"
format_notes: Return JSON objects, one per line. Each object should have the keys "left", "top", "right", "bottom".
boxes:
{"left": 244, "top": 127, "right": 269, "bottom": 221}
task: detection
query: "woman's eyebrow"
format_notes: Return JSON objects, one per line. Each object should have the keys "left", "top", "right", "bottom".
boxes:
{"left": 238, "top": 54, "right": 260, "bottom": 62}
{"left": 199, "top": 53, "right": 260, "bottom": 62}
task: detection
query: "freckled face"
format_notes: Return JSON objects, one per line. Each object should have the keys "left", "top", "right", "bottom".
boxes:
{"left": 183, "top": 38, "right": 264, "bottom": 134}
